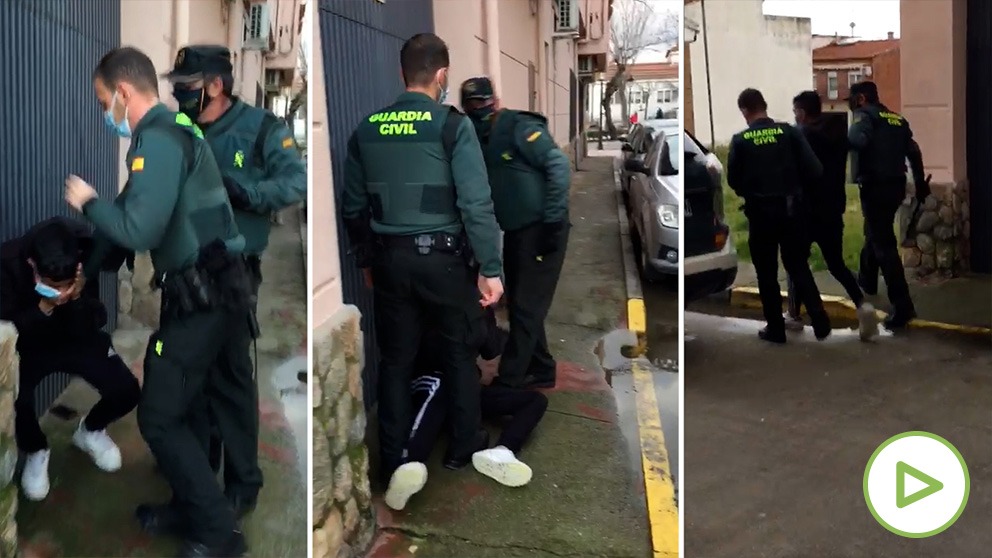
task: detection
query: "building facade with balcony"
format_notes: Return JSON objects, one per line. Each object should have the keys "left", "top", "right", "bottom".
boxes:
{"left": 812, "top": 35, "right": 900, "bottom": 114}
{"left": 311, "top": 0, "right": 610, "bottom": 555}
{"left": 899, "top": 0, "right": 990, "bottom": 276}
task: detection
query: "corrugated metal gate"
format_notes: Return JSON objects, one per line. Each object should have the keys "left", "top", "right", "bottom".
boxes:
{"left": 967, "top": 0, "right": 992, "bottom": 273}
{"left": 0, "top": 0, "right": 121, "bottom": 413}
{"left": 318, "top": 0, "right": 435, "bottom": 410}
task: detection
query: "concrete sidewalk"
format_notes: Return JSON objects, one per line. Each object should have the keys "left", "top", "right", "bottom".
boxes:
{"left": 733, "top": 262, "right": 992, "bottom": 330}
{"left": 18, "top": 208, "right": 309, "bottom": 557}
{"left": 367, "top": 156, "right": 651, "bottom": 558}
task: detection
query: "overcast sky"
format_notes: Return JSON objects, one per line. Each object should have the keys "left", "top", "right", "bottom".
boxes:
{"left": 763, "top": 0, "right": 900, "bottom": 39}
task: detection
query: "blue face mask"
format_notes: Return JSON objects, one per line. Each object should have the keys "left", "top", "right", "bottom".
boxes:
{"left": 35, "top": 282, "right": 61, "bottom": 299}
{"left": 103, "top": 92, "right": 132, "bottom": 138}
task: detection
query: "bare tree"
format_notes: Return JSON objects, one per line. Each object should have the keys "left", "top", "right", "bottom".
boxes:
{"left": 603, "top": 0, "right": 678, "bottom": 138}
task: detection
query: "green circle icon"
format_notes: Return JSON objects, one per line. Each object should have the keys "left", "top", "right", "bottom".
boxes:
{"left": 863, "top": 431, "right": 970, "bottom": 538}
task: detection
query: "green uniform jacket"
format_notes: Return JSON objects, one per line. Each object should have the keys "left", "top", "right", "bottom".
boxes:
{"left": 480, "top": 110, "right": 570, "bottom": 232}
{"left": 83, "top": 104, "right": 244, "bottom": 278}
{"left": 204, "top": 99, "right": 306, "bottom": 255}
{"left": 848, "top": 103, "right": 913, "bottom": 184}
{"left": 341, "top": 92, "right": 502, "bottom": 278}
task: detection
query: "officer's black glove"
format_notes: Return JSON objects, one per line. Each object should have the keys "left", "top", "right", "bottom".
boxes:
{"left": 223, "top": 176, "right": 253, "bottom": 211}
{"left": 915, "top": 174, "right": 932, "bottom": 204}
{"left": 537, "top": 221, "right": 565, "bottom": 258}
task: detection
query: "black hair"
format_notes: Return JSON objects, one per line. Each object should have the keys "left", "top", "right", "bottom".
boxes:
{"left": 737, "top": 88, "right": 767, "bottom": 112}
{"left": 793, "top": 90, "right": 822, "bottom": 117}
{"left": 27, "top": 222, "right": 80, "bottom": 282}
{"left": 93, "top": 46, "right": 160, "bottom": 95}
{"left": 400, "top": 33, "right": 450, "bottom": 87}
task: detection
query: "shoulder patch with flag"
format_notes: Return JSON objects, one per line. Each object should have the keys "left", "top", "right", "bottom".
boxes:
{"left": 131, "top": 157, "right": 145, "bottom": 172}
{"left": 282, "top": 137, "right": 295, "bottom": 149}
{"left": 526, "top": 131, "right": 542, "bottom": 143}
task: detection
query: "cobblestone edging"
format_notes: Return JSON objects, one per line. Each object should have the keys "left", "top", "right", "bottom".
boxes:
{"left": 903, "top": 182, "right": 971, "bottom": 277}
{"left": 0, "top": 323, "right": 19, "bottom": 557}
{"left": 312, "top": 306, "right": 375, "bottom": 558}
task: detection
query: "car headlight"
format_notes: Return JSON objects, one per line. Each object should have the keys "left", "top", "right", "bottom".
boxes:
{"left": 657, "top": 204, "right": 679, "bottom": 228}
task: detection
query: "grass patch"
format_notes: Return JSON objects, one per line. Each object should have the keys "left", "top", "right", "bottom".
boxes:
{"left": 712, "top": 144, "right": 865, "bottom": 272}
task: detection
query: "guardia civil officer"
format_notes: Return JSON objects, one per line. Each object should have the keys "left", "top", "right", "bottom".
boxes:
{"left": 726, "top": 88, "right": 832, "bottom": 343}
{"left": 340, "top": 34, "right": 505, "bottom": 489}
{"left": 163, "top": 44, "right": 306, "bottom": 517}
{"left": 847, "top": 81, "right": 918, "bottom": 329}
{"left": 64, "top": 46, "right": 252, "bottom": 557}
{"left": 459, "top": 76, "right": 571, "bottom": 389}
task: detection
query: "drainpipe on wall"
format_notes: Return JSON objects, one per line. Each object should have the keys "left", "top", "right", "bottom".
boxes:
{"left": 537, "top": 0, "right": 548, "bottom": 114}
{"left": 227, "top": 0, "right": 244, "bottom": 95}
{"left": 700, "top": 0, "right": 716, "bottom": 150}
{"left": 484, "top": 0, "right": 502, "bottom": 93}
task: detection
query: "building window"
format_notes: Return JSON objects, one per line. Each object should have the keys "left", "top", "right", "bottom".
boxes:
{"left": 629, "top": 90, "right": 643, "bottom": 105}
{"left": 827, "top": 71, "right": 838, "bottom": 100}
{"left": 849, "top": 70, "right": 863, "bottom": 86}
{"left": 657, "top": 89, "right": 675, "bottom": 103}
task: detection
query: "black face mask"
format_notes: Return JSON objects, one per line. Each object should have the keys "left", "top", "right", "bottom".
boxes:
{"left": 173, "top": 87, "right": 211, "bottom": 122}
{"left": 466, "top": 105, "right": 496, "bottom": 138}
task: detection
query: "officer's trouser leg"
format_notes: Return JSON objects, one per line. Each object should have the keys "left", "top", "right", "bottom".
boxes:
{"left": 209, "top": 308, "right": 262, "bottom": 501}
{"left": 746, "top": 213, "right": 785, "bottom": 331}
{"left": 786, "top": 233, "right": 812, "bottom": 319}
{"left": 498, "top": 223, "right": 568, "bottom": 385}
{"left": 371, "top": 252, "right": 423, "bottom": 479}
{"left": 137, "top": 310, "right": 238, "bottom": 545}
{"left": 862, "top": 193, "right": 914, "bottom": 315}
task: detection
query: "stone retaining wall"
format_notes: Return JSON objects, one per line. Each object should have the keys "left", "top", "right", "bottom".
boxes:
{"left": 312, "top": 305, "right": 375, "bottom": 558}
{"left": 0, "top": 323, "right": 19, "bottom": 558}
{"left": 902, "top": 181, "right": 970, "bottom": 277}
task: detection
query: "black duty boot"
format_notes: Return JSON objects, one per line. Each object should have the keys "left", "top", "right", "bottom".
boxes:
{"left": 884, "top": 309, "right": 917, "bottom": 330}
{"left": 136, "top": 502, "right": 186, "bottom": 537}
{"left": 178, "top": 529, "right": 247, "bottom": 558}
{"left": 758, "top": 327, "right": 787, "bottom": 344}
{"left": 443, "top": 429, "right": 490, "bottom": 470}
{"left": 811, "top": 313, "right": 832, "bottom": 341}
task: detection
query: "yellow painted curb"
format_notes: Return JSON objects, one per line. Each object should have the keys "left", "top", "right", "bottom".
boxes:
{"left": 633, "top": 360, "right": 679, "bottom": 558}
{"left": 628, "top": 298, "right": 647, "bottom": 334}
{"left": 729, "top": 286, "right": 992, "bottom": 336}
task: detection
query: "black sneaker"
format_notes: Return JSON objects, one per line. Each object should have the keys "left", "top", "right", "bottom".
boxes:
{"left": 178, "top": 530, "right": 247, "bottom": 558}
{"left": 136, "top": 502, "right": 186, "bottom": 537}
{"left": 443, "top": 429, "right": 490, "bottom": 470}
{"left": 758, "top": 327, "right": 787, "bottom": 344}
{"left": 227, "top": 493, "right": 258, "bottom": 520}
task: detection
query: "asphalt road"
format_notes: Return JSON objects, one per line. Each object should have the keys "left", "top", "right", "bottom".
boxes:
{"left": 683, "top": 310, "right": 992, "bottom": 557}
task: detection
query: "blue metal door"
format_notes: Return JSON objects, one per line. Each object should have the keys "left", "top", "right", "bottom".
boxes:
{"left": 318, "top": 0, "right": 435, "bottom": 410}
{"left": 0, "top": 0, "right": 121, "bottom": 413}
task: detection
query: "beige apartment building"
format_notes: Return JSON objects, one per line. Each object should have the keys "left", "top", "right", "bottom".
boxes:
{"left": 311, "top": 0, "right": 610, "bottom": 555}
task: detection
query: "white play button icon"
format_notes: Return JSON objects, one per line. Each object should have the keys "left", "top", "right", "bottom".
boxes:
{"left": 864, "top": 432, "right": 970, "bottom": 538}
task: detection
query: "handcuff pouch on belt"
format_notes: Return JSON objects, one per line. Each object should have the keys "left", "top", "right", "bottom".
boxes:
{"left": 157, "top": 240, "right": 253, "bottom": 318}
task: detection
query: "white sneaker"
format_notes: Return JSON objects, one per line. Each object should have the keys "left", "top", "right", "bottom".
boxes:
{"left": 384, "top": 462, "right": 428, "bottom": 511}
{"left": 784, "top": 314, "right": 805, "bottom": 332}
{"left": 857, "top": 302, "right": 880, "bottom": 342}
{"left": 21, "top": 449, "right": 50, "bottom": 501}
{"left": 472, "top": 446, "right": 532, "bottom": 487}
{"left": 72, "top": 418, "right": 122, "bottom": 472}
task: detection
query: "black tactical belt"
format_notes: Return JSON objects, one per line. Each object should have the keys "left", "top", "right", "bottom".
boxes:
{"left": 378, "top": 233, "right": 462, "bottom": 255}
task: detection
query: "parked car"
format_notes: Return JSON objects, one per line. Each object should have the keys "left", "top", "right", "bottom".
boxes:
{"left": 623, "top": 130, "right": 680, "bottom": 282}
{"left": 683, "top": 130, "right": 738, "bottom": 303}
{"left": 619, "top": 124, "right": 654, "bottom": 196}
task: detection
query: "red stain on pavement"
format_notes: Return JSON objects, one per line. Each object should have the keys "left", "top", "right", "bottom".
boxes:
{"left": 258, "top": 398, "right": 290, "bottom": 431}
{"left": 258, "top": 441, "right": 295, "bottom": 464}
{"left": 373, "top": 498, "right": 398, "bottom": 528}
{"left": 479, "top": 359, "right": 608, "bottom": 393}
{"left": 366, "top": 531, "right": 417, "bottom": 558}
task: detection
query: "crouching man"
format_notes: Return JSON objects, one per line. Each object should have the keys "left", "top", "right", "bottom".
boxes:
{"left": 0, "top": 218, "right": 140, "bottom": 500}
{"left": 385, "top": 307, "right": 548, "bottom": 511}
